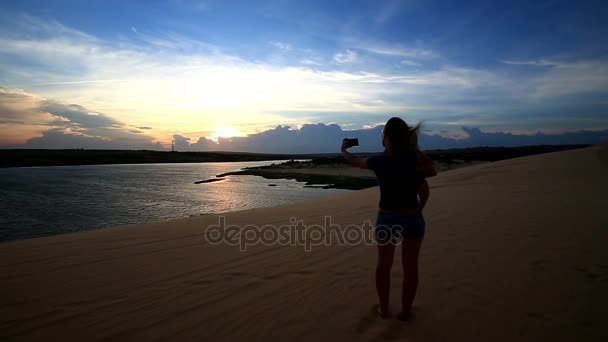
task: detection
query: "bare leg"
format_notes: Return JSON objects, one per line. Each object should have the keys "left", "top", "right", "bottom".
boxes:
{"left": 376, "top": 243, "right": 395, "bottom": 317}
{"left": 401, "top": 239, "right": 422, "bottom": 319}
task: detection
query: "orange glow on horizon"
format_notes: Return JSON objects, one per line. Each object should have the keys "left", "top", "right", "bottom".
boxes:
{"left": 208, "top": 126, "right": 245, "bottom": 143}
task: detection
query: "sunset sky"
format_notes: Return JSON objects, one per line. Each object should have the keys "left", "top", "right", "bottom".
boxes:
{"left": 0, "top": 0, "right": 607, "bottom": 151}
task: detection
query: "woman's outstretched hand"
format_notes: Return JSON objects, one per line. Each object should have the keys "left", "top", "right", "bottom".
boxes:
{"left": 341, "top": 139, "right": 368, "bottom": 169}
{"left": 340, "top": 139, "right": 349, "bottom": 152}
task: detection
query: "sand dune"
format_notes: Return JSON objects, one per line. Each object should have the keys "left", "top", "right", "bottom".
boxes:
{"left": 1, "top": 144, "right": 607, "bottom": 341}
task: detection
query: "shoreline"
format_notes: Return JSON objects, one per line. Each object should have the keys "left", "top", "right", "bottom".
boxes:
{"left": 0, "top": 145, "right": 593, "bottom": 244}
{"left": 0, "top": 145, "right": 588, "bottom": 243}
{"left": 0, "top": 158, "right": 487, "bottom": 244}
{"left": 0, "top": 158, "right": 487, "bottom": 243}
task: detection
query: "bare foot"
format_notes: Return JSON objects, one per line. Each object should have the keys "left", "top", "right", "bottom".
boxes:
{"left": 397, "top": 312, "right": 415, "bottom": 322}
{"left": 375, "top": 304, "right": 390, "bottom": 319}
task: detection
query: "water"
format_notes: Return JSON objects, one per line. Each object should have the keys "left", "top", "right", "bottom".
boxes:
{"left": 0, "top": 161, "right": 350, "bottom": 241}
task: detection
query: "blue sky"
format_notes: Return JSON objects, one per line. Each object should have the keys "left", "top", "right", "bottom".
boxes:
{"left": 0, "top": 0, "right": 607, "bottom": 150}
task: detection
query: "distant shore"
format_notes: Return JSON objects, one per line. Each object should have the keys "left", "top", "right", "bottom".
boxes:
{"left": 207, "top": 144, "right": 590, "bottom": 190}
{"left": 0, "top": 144, "right": 589, "bottom": 168}
{"left": 0, "top": 149, "right": 322, "bottom": 168}
{"left": 213, "top": 159, "right": 474, "bottom": 190}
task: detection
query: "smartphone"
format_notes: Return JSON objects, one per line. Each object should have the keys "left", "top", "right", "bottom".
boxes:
{"left": 343, "top": 138, "right": 359, "bottom": 148}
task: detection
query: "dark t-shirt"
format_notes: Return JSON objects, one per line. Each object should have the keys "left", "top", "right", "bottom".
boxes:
{"left": 367, "top": 152, "right": 424, "bottom": 210}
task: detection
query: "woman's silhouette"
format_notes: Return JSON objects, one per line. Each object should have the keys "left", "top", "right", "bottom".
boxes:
{"left": 341, "top": 117, "right": 436, "bottom": 321}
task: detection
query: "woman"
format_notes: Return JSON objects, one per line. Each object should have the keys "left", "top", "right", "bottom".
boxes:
{"left": 341, "top": 117, "right": 436, "bottom": 321}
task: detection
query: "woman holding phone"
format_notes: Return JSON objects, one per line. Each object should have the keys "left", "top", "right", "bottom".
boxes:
{"left": 341, "top": 117, "right": 436, "bottom": 321}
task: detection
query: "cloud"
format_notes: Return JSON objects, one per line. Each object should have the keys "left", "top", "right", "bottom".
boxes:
{"left": 301, "top": 59, "right": 323, "bottom": 66}
{"left": 333, "top": 50, "right": 358, "bottom": 63}
{"left": 33, "top": 80, "right": 129, "bottom": 86}
{"left": 172, "top": 133, "right": 214, "bottom": 151}
{"left": 39, "top": 101, "right": 122, "bottom": 129}
{"left": 271, "top": 41, "right": 292, "bottom": 51}
{"left": 529, "top": 60, "right": 608, "bottom": 99}
{"left": 0, "top": 86, "right": 162, "bottom": 149}
{"left": 0, "top": 15, "right": 606, "bottom": 144}
{"left": 20, "top": 128, "right": 163, "bottom": 149}
{"left": 172, "top": 133, "right": 191, "bottom": 150}
{"left": 457, "top": 127, "right": 608, "bottom": 148}
{"left": 0, "top": 87, "right": 51, "bottom": 123}
{"left": 400, "top": 60, "right": 421, "bottom": 66}
{"left": 356, "top": 42, "right": 437, "bottom": 59}
{"left": 375, "top": 0, "right": 410, "bottom": 25}
{"left": 173, "top": 123, "right": 608, "bottom": 153}
{"left": 0, "top": 16, "right": 593, "bottom": 112}
{"left": 4, "top": 84, "right": 606, "bottom": 152}
{"left": 501, "top": 59, "right": 559, "bottom": 67}
{"left": 498, "top": 58, "right": 608, "bottom": 99}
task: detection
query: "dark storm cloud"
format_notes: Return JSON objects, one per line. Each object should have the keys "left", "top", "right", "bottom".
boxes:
{"left": 39, "top": 101, "right": 122, "bottom": 129}
{"left": 23, "top": 128, "right": 164, "bottom": 150}
{"left": 0, "top": 86, "right": 163, "bottom": 150}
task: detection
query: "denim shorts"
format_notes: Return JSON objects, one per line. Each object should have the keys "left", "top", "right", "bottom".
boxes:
{"left": 375, "top": 212, "right": 425, "bottom": 242}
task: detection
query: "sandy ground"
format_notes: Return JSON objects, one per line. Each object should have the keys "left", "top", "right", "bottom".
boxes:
{"left": 1, "top": 144, "right": 607, "bottom": 341}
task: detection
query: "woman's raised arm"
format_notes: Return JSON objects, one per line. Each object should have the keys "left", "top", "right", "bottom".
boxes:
{"left": 341, "top": 141, "right": 368, "bottom": 169}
